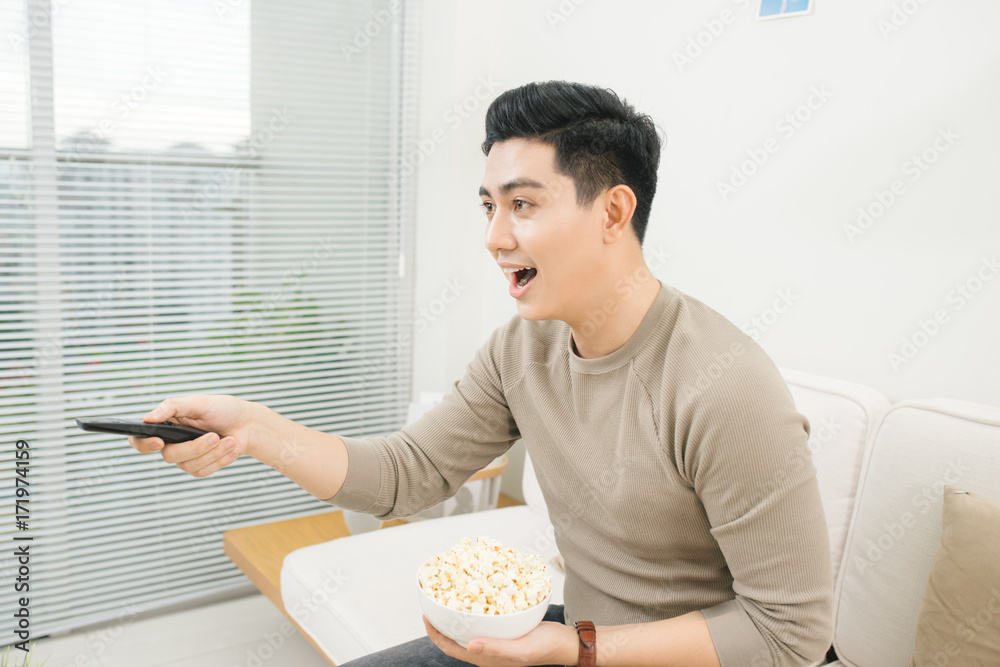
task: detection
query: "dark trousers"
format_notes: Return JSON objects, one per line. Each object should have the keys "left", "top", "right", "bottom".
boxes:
{"left": 339, "top": 604, "right": 568, "bottom": 666}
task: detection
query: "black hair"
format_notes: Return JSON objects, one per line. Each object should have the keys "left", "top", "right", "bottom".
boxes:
{"left": 482, "top": 81, "right": 662, "bottom": 245}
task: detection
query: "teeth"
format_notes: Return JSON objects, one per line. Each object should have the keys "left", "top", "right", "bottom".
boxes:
{"left": 502, "top": 266, "right": 534, "bottom": 274}
{"left": 516, "top": 267, "right": 537, "bottom": 288}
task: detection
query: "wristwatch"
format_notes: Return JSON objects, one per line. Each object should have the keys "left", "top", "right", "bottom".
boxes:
{"left": 574, "top": 620, "right": 597, "bottom": 667}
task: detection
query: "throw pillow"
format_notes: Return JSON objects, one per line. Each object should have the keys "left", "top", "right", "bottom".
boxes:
{"left": 909, "top": 485, "right": 1000, "bottom": 666}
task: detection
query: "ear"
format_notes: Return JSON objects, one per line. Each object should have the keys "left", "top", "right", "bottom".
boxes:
{"left": 602, "top": 184, "right": 638, "bottom": 244}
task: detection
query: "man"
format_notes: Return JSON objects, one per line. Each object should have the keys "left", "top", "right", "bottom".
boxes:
{"left": 130, "top": 81, "right": 833, "bottom": 666}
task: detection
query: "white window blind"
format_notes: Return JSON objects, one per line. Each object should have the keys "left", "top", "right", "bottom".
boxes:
{"left": 1, "top": 0, "right": 419, "bottom": 639}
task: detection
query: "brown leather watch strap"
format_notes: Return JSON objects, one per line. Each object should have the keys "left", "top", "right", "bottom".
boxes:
{"left": 574, "top": 620, "right": 597, "bottom": 667}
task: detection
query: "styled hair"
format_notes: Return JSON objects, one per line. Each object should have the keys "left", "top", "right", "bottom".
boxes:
{"left": 482, "top": 81, "right": 662, "bottom": 245}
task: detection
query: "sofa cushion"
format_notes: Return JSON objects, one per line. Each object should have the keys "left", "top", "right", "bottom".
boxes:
{"left": 281, "top": 505, "right": 564, "bottom": 665}
{"left": 833, "top": 398, "right": 1000, "bottom": 667}
{"left": 909, "top": 486, "right": 1000, "bottom": 666}
{"left": 780, "top": 368, "right": 890, "bottom": 582}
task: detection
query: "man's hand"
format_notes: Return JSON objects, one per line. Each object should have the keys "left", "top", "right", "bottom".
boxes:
{"left": 127, "top": 395, "right": 257, "bottom": 478}
{"left": 422, "top": 615, "right": 576, "bottom": 667}
{"left": 427, "top": 609, "right": 725, "bottom": 667}
{"left": 127, "top": 394, "right": 351, "bottom": 500}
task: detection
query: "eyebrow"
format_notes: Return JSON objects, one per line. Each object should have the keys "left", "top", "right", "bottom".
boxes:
{"left": 479, "top": 178, "right": 548, "bottom": 198}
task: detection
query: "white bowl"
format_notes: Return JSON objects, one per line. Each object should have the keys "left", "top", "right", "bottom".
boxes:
{"left": 416, "top": 573, "right": 552, "bottom": 648}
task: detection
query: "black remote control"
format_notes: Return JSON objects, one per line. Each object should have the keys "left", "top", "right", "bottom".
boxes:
{"left": 76, "top": 417, "right": 210, "bottom": 444}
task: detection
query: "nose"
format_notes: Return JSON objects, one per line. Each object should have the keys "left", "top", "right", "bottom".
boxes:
{"left": 484, "top": 207, "right": 516, "bottom": 256}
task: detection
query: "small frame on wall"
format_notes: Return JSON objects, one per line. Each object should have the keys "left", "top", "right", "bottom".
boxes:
{"left": 758, "top": 0, "right": 814, "bottom": 20}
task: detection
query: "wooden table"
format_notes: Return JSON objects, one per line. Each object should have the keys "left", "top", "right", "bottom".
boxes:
{"left": 223, "top": 457, "right": 521, "bottom": 665}
{"left": 224, "top": 510, "right": 351, "bottom": 664}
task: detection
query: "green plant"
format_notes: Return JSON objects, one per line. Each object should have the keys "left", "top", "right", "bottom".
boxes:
{"left": 0, "top": 643, "right": 51, "bottom": 667}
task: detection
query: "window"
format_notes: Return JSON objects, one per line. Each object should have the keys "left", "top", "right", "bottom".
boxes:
{"left": 1, "top": 0, "right": 418, "bottom": 637}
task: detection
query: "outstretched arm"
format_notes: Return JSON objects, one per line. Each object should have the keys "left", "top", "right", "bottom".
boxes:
{"left": 128, "top": 395, "right": 351, "bottom": 501}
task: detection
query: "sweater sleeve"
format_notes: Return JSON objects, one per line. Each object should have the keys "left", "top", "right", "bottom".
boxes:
{"left": 680, "top": 353, "right": 834, "bottom": 667}
{"left": 322, "top": 321, "right": 521, "bottom": 520}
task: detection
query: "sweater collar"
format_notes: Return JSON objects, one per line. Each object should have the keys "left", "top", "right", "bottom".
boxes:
{"left": 567, "top": 279, "right": 674, "bottom": 374}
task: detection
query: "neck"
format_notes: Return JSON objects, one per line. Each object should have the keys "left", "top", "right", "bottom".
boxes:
{"left": 569, "top": 265, "right": 661, "bottom": 359}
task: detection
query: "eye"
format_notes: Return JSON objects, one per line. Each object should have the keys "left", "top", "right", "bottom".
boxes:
{"left": 481, "top": 201, "right": 494, "bottom": 214}
{"left": 513, "top": 199, "right": 528, "bottom": 210}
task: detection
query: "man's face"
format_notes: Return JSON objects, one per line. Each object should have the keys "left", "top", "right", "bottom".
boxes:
{"left": 479, "top": 138, "right": 606, "bottom": 322}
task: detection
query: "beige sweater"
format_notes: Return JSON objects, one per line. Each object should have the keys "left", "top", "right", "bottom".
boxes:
{"left": 328, "top": 280, "right": 834, "bottom": 666}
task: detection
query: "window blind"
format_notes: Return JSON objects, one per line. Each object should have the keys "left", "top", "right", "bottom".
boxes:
{"left": 1, "top": 0, "right": 419, "bottom": 639}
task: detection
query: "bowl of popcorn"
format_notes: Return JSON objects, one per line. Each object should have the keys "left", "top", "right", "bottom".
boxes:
{"left": 417, "top": 536, "right": 553, "bottom": 648}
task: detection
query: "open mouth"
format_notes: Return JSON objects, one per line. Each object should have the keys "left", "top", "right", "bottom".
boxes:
{"left": 502, "top": 265, "right": 538, "bottom": 297}
{"left": 514, "top": 267, "right": 537, "bottom": 288}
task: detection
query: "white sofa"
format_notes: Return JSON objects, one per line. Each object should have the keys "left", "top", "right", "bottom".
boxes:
{"left": 279, "top": 368, "right": 1000, "bottom": 666}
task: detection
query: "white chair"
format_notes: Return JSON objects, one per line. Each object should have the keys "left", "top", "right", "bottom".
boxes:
{"left": 780, "top": 368, "right": 891, "bottom": 583}
{"left": 826, "top": 398, "right": 1000, "bottom": 666}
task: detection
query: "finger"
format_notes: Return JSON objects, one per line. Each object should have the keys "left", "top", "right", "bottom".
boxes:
{"left": 188, "top": 438, "right": 241, "bottom": 478}
{"left": 143, "top": 398, "right": 177, "bottom": 423}
{"left": 171, "top": 435, "right": 239, "bottom": 478}
{"left": 422, "top": 617, "right": 445, "bottom": 651}
{"left": 160, "top": 431, "right": 221, "bottom": 466}
{"left": 422, "top": 616, "right": 447, "bottom": 644}
{"left": 128, "top": 435, "right": 164, "bottom": 454}
{"left": 422, "top": 617, "right": 463, "bottom": 657}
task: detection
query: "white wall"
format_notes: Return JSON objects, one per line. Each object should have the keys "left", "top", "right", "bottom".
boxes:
{"left": 407, "top": 0, "right": 1000, "bottom": 499}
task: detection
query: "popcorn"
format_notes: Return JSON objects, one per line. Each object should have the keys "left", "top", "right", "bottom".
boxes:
{"left": 418, "top": 536, "right": 552, "bottom": 615}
